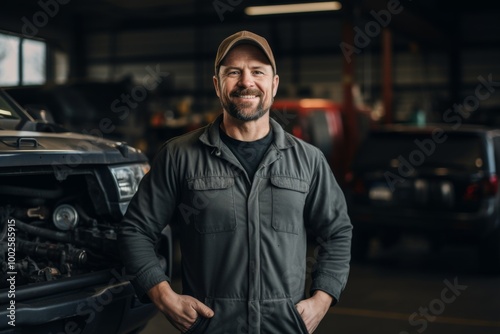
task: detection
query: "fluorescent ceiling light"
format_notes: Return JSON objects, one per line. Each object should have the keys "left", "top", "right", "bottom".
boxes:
{"left": 245, "top": 2, "right": 342, "bottom": 16}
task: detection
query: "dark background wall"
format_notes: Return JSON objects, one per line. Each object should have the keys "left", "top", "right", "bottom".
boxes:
{"left": 1, "top": 0, "right": 500, "bottom": 123}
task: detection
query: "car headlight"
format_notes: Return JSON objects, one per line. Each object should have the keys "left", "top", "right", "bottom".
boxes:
{"left": 109, "top": 163, "right": 150, "bottom": 200}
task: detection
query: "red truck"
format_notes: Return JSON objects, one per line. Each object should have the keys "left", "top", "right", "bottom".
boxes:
{"left": 271, "top": 98, "right": 347, "bottom": 186}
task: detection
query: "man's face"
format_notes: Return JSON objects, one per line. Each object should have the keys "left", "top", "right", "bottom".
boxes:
{"left": 214, "top": 44, "right": 279, "bottom": 122}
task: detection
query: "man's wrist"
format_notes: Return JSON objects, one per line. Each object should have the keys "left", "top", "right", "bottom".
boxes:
{"left": 312, "top": 290, "right": 334, "bottom": 307}
{"left": 147, "top": 281, "right": 174, "bottom": 303}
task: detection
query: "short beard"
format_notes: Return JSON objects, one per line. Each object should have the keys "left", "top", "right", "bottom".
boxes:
{"left": 223, "top": 98, "right": 267, "bottom": 121}
{"left": 220, "top": 87, "right": 273, "bottom": 122}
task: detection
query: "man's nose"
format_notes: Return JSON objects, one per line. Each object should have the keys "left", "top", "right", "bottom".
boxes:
{"left": 238, "top": 70, "right": 254, "bottom": 88}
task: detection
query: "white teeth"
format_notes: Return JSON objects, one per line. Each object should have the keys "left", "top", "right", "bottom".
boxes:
{"left": 238, "top": 95, "right": 256, "bottom": 98}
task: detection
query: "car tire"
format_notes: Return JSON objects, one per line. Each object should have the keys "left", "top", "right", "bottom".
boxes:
{"left": 307, "top": 112, "right": 334, "bottom": 161}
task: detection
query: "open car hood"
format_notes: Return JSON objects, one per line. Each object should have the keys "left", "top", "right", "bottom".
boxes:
{"left": 0, "top": 130, "right": 146, "bottom": 166}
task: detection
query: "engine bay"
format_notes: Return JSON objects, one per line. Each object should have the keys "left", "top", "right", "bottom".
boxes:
{"left": 0, "top": 169, "right": 123, "bottom": 288}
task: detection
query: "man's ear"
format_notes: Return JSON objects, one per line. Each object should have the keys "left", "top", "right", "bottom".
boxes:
{"left": 272, "top": 75, "right": 279, "bottom": 97}
{"left": 213, "top": 75, "right": 221, "bottom": 98}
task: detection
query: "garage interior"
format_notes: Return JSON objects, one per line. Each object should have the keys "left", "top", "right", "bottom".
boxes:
{"left": 3, "top": 0, "right": 500, "bottom": 126}
{"left": 1, "top": 1, "right": 500, "bottom": 333}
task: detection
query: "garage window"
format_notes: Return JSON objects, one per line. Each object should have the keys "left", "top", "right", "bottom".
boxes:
{"left": 0, "top": 32, "right": 46, "bottom": 86}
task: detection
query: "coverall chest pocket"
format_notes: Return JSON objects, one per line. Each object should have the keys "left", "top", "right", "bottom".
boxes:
{"left": 270, "top": 176, "right": 309, "bottom": 234}
{"left": 186, "top": 176, "right": 237, "bottom": 234}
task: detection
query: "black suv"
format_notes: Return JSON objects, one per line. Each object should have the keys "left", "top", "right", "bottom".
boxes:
{"left": 0, "top": 89, "right": 172, "bottom": 333}
{"left": 346, "top": 124, "right": 500, "bottom": 271}
{"left": 5, "top": 80, "right": 148, "bottom": 155}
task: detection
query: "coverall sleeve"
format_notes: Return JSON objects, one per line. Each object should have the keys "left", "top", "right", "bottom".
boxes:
{"left": 304, "top": 151, "right": 353, "bottom": 305}
{"left": 118, "top": 145, "right": 179, "bottom": 302}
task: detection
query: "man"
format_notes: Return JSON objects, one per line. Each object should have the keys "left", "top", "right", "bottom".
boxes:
{"left": 118, "top": 30, "right": 352, "bottom": 334}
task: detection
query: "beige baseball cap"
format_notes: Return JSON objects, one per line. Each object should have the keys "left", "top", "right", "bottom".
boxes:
{"left": 214, "top": 30, "right": 276, "bottom": 75}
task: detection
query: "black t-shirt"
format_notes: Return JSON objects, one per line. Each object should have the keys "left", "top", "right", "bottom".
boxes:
{"left": 220, "top": 128, "right": 273, "bottom": 179}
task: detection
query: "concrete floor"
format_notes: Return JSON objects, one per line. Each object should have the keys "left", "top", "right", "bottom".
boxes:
{"left": 140, "top": 237, "right": 500, "bottom": 334}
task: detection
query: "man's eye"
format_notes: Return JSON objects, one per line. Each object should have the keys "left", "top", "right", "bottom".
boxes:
{"left": 227, "top": 71, "right": 240, "bottom": 76}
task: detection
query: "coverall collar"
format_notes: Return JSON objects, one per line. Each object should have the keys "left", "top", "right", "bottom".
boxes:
{"left": 199, "top": 113, "right": 295, "bottom": 150}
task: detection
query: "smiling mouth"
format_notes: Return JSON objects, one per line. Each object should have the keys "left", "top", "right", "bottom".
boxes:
{"left": 232, "top": 89, "right": 261, "bottom": 99}
{"left": 234, "top": 95, "right": 258, "bottom": 99}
